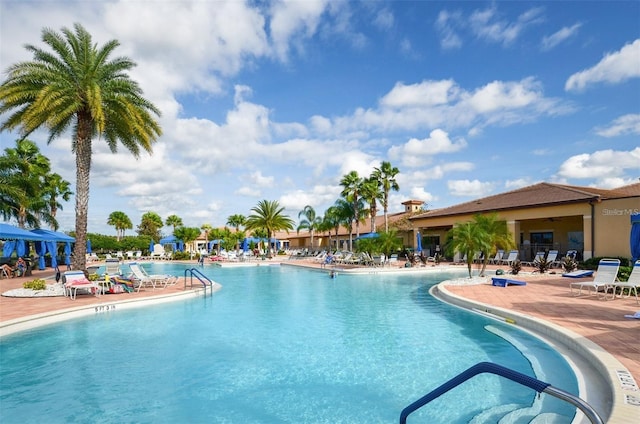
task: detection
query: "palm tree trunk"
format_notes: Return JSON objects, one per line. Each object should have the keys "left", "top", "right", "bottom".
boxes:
{"left": 71, "top": 114, "right": 92, "bottom": 271}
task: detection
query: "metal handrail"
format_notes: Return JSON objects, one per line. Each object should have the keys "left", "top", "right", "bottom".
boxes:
{"left": 184, "top": 268, "right": 214, "bottom": 295}
{"left": 399, "top": 362, "right": 604, "bottom": 424}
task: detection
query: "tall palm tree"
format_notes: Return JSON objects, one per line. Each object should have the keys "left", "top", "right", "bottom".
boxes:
{"left": 227, "top": 214, "right": 246, "bottom": 252}
{"left": 245, "top": 200, "right": 294, "bottom": 258}
{"left": 361, "top": 177, "right": 383, "bottom": 234}
{"left": 332, "top": 197, "right": 365, "bottom": 251}
{"left": 473, "top": 213, "right": 515, "bottom": 277}
{"left": 43, "top": 172, "right": 73, "bottom": 230}
{"left": 297, "top": 205, "right": 322, "bottom": 249}
{"left": 165, "top": 214, "right": 183, "bottom": 233}
{"left": 201, "top": 223, "right": 213, "bottom": 251}
{"left": 107, "top": 211, "right": 132, "bottom": 241}
{"left": 340, "top": 170, "right": 364, "bottom": 240}
{"left": 372, "top": 161, "right": 400, "bottom": 232}
{"left": 0, "top": 23, "right": 162, "bottom": 271}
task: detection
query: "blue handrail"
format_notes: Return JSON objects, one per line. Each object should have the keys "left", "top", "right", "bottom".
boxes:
{"left": 399, "top": 362, "right": 604, "bottom": 424}
{"left": 184, "top": 268, "right": 214, "bottom": 295}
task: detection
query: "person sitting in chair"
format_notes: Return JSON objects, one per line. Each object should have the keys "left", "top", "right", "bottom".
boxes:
{"left": 14, "top": 257, "right": 26, "bottom": 277}
{"left": 1, "top": 263, "right": 14, "bottom": 278}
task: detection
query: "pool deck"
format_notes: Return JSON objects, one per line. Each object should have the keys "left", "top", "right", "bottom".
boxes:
{"left": 1, "top": 258, "right": 638, "bottom": 421}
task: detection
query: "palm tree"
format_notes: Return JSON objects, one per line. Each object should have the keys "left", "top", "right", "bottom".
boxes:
{"left": 174, "top": 226, "right": 202, "bottom": 260}
{"left": 227, "top": 214, "right": 246, "bottom": 252}
{"left": 0, "top": 139, "right": 55, "bottom": 228}
{"left": 473, "top": 213, "right": 515, "bottom": 277}
{"left": 43, "top": 173, "right": 73, "bottom": 230}
{"left": 361, "top": 177, "right": 383, "bottom": 234}
{"left": 340, "top": 170, "right": 364, "bottom": 240}
{"left": 372, "top": 161, "right": 400, "bottom": 232}
{"left": 245, "top": 200, "right": 294, "bottom": 258}
{"left": 165, "top": 214, "right": 183, "bottom": 233}
{"left": 137, "top": 211, "right": 164, "bottom": 241}
{"left": 297, "top": 205, "right": 322, "bottom": 249}
{"left": 107, "top": 211, "right": 133, "bottom": 241}
{"left": 446, "top": 221, "right": 487, "bottom": 278}
{"left": 0, "top": 23, "right": 162, "bottom": 271}
{"left": 332, "top": 197, "right": 365, "bottom": 251}
{"left": 201, "top": 223, "right": 213, "bottom": 251}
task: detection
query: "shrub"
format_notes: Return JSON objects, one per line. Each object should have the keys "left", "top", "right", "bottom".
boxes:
{"left": 534, "top": 257, "right": 552, "bottom": 273}
{"left": 510, "top": 259, "right": 522, "bottom": 275}
{"left": 562, "top": 257, "right": 578, "bottom": 273}
{"left": 23, "top": 279, "right": 47, "bottom": 290}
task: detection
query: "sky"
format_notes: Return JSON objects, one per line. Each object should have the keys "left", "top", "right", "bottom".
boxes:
{"left": 1, "top": 0, "right": 639, "bottom": 237}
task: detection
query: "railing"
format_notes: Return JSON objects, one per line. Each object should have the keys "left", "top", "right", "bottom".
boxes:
{"left": 399, "top": 362, "right": 604, "bottom": 424}
{"left": 183, "top": 268, "right": 214, "bottom": 295}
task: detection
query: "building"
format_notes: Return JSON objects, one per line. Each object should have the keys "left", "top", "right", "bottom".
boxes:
{"left": 409, "top": 182, "right": 640, "bottom": 262}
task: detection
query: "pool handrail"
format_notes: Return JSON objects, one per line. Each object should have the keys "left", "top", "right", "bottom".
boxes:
{"left": 399, "top": 361, "right": 604, "bottom": 424}
{"left": 184, "top": 268, "right": 214, "bottom": 295}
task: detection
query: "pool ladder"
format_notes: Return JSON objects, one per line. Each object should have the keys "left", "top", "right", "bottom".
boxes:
{"left": 183, "top": 268, "right": 215, "bottom": 295}
{"left": 399, "top": 362, "right": 604, "bottom": 424}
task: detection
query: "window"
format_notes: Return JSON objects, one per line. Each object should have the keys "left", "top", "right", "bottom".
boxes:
{"left": 530, "top": 232, "right": 553, "bottom": 245}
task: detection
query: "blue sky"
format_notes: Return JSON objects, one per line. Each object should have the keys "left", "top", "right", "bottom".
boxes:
{"left": 1, "top": 1, "right": 639, "bottom": 237}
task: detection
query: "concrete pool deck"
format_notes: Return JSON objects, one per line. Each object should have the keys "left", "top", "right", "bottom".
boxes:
{"left": 1, "top": 259, "right": 638, "bottom": 422}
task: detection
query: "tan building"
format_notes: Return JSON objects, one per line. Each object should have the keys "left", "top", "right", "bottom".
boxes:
{"left": 410, "top": 182, "right": 640, "bottom": 262}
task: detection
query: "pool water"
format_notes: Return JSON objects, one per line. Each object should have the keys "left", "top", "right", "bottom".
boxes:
{"left": 0, "top": 264, "right": 577, "bottom": 423}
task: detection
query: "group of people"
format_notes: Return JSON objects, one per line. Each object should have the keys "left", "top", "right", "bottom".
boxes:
{"left": 1, "top": 257, "right": 27, "bottom": 278}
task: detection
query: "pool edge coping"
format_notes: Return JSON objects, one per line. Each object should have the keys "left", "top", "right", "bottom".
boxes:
{"left": 434, "top": 282, "right": 638, "bottom": 424}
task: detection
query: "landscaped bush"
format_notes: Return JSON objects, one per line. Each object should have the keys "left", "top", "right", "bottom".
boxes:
{"left": 23, "top": 279, "right": 46, "bottom": 290}
{"left": 510, "top": 259, "right": 522, "bottom": 275}
{"left": 534, "top": 257, "right": 552, "bottom": 273}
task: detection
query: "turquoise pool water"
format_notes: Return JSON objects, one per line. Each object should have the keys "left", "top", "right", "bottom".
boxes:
{"left": 0, "top": 264, "right": 577, "bottom": 423}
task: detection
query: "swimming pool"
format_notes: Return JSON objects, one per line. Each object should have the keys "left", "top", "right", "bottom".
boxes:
{"left": 0, "top": 264, "right": 578, "bottom": 422}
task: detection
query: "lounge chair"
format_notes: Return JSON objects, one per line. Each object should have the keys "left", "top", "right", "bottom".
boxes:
{"left": 127, "top": 262, "right": 176, "bottom": 291}
{"left": 63, "top": 270, "right": 101, "bottom": 300}
{"left": 605, "top": 260, "right": 640, "bottom": 304}
{"left": 570, "top": 258, "right": 620, "bottom": 298}
{"left": 545, "top": 250, "right": 559, "bottom": 267}
{"left": 489, "top": 250, "right": 504, "bottom": 265}
{"left": 499, "top": 250, "right": 519, "bottom": 266}
{"left": 522, "top": 251, "right": 545, "bottom": 267}
{"left": 104, "top": 258, "right": 121, "bottom": 275}
{"left": 149, "top": 244, "right": 166, "bottom": 260}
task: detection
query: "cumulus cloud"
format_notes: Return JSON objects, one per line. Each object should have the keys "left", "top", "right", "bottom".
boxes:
{"left": 541, "top": 22, "right": 582, "bottom": 51}
{"left": 469, "top": 6, "right": 544, "bottom": 46}
{"left": 565, "top": 39, "right": 640, "bottom": 91}
{"left": 595, "top": 114, "right": 640, "bottom": 137}
{"left": 380, "top": 80, "right": 459, "bottom": 108}
{"left": 557, "top": 147, "right": 640, "bottom": 179}
{"left": 447, "top": 179, "right": 495, "bottom": 197}
{"left": 388, "top": 129, "right": 467, "bottom": 167}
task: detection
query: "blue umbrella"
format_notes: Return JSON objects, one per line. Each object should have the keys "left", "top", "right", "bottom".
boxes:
{"left": 149, "top": 239, "right": 154, "bottom": 254}
{"left": 36, "top": 241, "right": 46, "bottom": 270}
{"left": 631, "top": 213, "right": 640, "bottom": 263}
{"left": 355, "top": 232, "right": 379, "bottom": 240}
{"left": 87, "top": 239, "right": 92, "bottom": 253}
{"left": 416, "top": 231, "right": 423, "bottom": 253}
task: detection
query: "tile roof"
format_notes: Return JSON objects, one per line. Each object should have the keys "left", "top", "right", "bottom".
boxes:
{"left": 411, "top": 182, "right": 640, "bottom": 219}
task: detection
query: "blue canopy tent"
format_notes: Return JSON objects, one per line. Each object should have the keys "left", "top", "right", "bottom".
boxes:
{"left": 416, "top": 231, "right": 423, "bottom": 253}
{"left": 87, "top": 239, "right": 92, "bottom": 253}
{"left": 36, "top": 241, "right": 47, "bottom": 270}
{"left": 30, "top": 229, "right": 75, "bottom": 270}
{"left": 631, "top": 213, "right": 640, "bottom": 263}
{"left": 355, "top": 232, "right": 379, "bottom": 240}
{"left": 160, "top": 235, "right": 182, "bottom": 253}
{"left": 1, "top": 224, "right": 48, "bottom": 259}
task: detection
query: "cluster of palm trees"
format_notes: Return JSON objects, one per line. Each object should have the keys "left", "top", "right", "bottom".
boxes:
{"left": 0, "top": 139, "right": 72, "bottom": 231}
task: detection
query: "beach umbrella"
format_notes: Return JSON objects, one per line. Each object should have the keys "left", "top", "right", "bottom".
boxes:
{"left": 87, "top": 239, "right": 92, "bottom": 253}
{"left": 416, "top": 231, "right": 423, "bottom": 253}
{"left": 149, "top": 239, "right": 154, "bottom": 254}
{"left": 631, "top": 213, "right": 640, "bottom": 263}
{"left": 242, "top": 238, "right": 249, "bottom": 252}
{"left": 356, "top": 232, "right": 379, "bottom": 240}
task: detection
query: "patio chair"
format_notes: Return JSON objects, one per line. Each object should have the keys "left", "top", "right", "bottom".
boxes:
{"left": 570, "top": 258, "right": 620, "bottom": 298}
{"left": 63, "top": 270, "right": 101, "bottom": 300}
{"left": 522, "top": 251, "right": 545, "bottom": 267}
{"left": 104, "top": 258, "right": 121, "bottom": 275}
{"left": 545, "top": 250, "right": 559, "bottom": 267}
{"left": 489, "top": 250, "right": 504, "bottom": 264}
{"left": 127, "top": 262, "right": 176, "bottom": 291}
{"left": 604, "top": 260, "right": 640, "bottom": 304}
{"left": 499, "top": 250, "right": 519, "bottom": 266}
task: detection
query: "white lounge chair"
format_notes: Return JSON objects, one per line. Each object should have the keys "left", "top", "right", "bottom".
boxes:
{"left": 149, "top": 244, "right": 166, "bottom": 260}
{"left": 499, "top": 250, "right": 519, "bottom": 266}
{"left": 605, "top": 260, "right": 640, "bottom": 304}
{"left": 104, "top": 258, "right": 121, "bottom": 275}
{"left": 63, "top": 270, "right": 101, "bottom": 300}
{"left": 545, "top": 250, "right": 559, "bottom": 267}
{"left": 489, "top": 250, "right": 504, "bottom": 264}
{"left": 523, "top": 251, "right": 545, "bottom": 267}
{"left": 570, "top": 258, "right": 620, "bottom": 298}
{"left": 127, "top": 262, "right": 176, "bottom": 291}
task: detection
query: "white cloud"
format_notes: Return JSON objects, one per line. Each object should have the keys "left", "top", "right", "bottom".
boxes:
{"left": 447, "top": 179, "right": 495, "bottom": 197}
{"left": 269, "top": 0, "right": 330, "bottom": 61}
{"left": 541, "top": 22, "right": 582, "bottom": 51}
{"left": 373, "top": 8, "right": 394, "bottom": 30}
{"left": 248, "top": 171, "right": 275, "bottom": 188}
{"left": 236, "top": 186, "right": 262, "bottom": 197}
{"left": 380, "top": 79, "right": 459, "bottom": 108}
{"left": 435, "top": 10, "right": 463, "bottom": 50}
{"left": 505, "top": 178, "right": 536, "bottom": 189}
{"left": 595, "top": 114, "right": 640, "bottom": 137}
{"left": 388, "top": 129, "right": 467, "bottom": 167}
{"left": 557, "top": 147, "right": 640, "bottom": 179}
{"left": 469, "top": 6, "right": 544, "bottom": 46}
{"left": 565, "top": 39, "right": 640, "bottom": 91}
{"left": 409, "top": 187, "right": 436, "bottom": 204}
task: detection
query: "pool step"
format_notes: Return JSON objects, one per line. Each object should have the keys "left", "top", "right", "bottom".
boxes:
{"left": 529, "top": 412, "right": 571, "bottom": 423}
{"left": 469, "top": 403, "right": 523, "bottom": 424}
